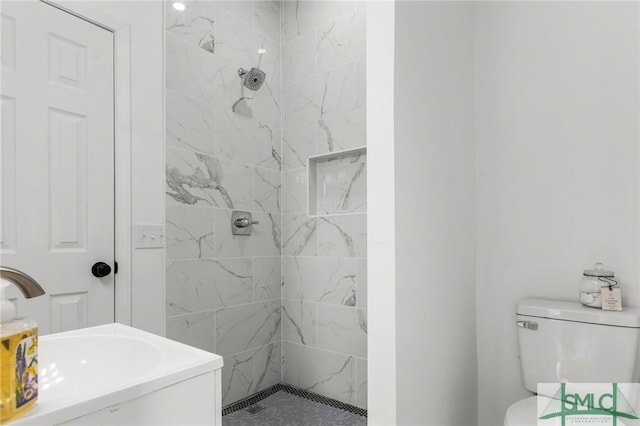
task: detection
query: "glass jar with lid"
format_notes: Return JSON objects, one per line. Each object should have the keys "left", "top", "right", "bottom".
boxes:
{"left": 579, "top": 262, "right": 616, "bottom": 308}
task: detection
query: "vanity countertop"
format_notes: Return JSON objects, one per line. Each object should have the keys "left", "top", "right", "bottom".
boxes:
{"left": 12, "top": 323, "right": 223, "bottom": 425}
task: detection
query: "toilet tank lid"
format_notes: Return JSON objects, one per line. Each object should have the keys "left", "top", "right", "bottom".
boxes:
{"left": 517, "top": 298, "right": 640, "bottom": 328}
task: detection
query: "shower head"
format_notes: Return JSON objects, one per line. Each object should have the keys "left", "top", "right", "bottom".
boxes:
{"left": 238, "top": 67, "right": 266, "bottom": 91}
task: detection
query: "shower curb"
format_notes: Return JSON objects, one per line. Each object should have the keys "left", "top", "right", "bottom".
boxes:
{"left": 222, "top": 383, "right": 368, "bottom": 418}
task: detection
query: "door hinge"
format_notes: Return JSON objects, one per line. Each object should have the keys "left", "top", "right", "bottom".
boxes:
{"left": 114, "top": 261, "right": 118, "bottom": 274}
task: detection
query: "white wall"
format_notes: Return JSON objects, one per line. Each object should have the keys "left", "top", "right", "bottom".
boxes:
{"left": 123, "top": 1, "right": 165, "bottom": 336}
{"left": 393, "top": 2, "right": 477, "bottom": 425}
{"left": 367, "top": 1, "right": 397, "bottom": 424}
{"left": 475, "top": 3, "right": 640, "bottom": 424}
{"left": 71, "top": 1, "right": 166, "bottom": 335}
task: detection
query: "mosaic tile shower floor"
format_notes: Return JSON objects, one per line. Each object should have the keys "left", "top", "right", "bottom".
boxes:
{"left": 222, "top": 390, "right": 367, "bottom": 426}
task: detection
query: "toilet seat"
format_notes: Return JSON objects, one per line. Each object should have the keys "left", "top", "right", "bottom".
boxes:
{"left": 505, "top": 395, "right": 639, "bottom": 426}
{"left": 504, "top": 396, "right": 567, "bottom": 426}
{"left": 504, "top": 396, "right": 537, "bottom": 426}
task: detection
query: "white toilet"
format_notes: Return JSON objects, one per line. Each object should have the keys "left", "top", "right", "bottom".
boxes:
{"left": 504, "top": 298, "right": 640, "bottom": 425}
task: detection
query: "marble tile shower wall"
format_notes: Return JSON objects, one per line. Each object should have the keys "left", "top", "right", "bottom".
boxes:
{"left": 164, "top": 0, "right": 283, "bottom": 406}
{"left": 280, "top": 1, "right": 368, "bottom": 410}
{"left": 164, "top": 0, "right": 367, "bottom": 409}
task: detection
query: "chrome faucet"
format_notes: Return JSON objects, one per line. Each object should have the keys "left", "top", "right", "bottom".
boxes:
{"left": 0, "top": 267, "right": 46, "bottom": 298}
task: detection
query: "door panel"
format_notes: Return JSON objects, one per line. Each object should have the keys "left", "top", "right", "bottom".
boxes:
{"left": 0, "top": 95, "right": 17, "bottom": 253}
{"left": 0, "top": 1, "right": 115, "bottom": 334}
{"left": 48, "top": 108, "right": 89, "bottom": 252}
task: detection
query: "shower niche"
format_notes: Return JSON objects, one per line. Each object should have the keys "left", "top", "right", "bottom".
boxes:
{"left": 308, "top": 146, "right": 367, "bottom": 217}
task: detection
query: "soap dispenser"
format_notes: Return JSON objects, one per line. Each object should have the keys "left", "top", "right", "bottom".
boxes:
{"left": 0, "top": 281, "right": 39, "bottom": 423}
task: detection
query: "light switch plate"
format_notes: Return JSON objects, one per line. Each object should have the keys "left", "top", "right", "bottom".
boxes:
{"left": 134, "top": 224, "right": 165, "bottom": 249}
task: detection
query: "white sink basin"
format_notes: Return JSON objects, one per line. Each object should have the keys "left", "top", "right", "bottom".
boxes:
{"left": 39, "top": 335, "right": 162, "bottom": 400}
{"left": 13, "top": 323, "right": 223, "bottom": 425}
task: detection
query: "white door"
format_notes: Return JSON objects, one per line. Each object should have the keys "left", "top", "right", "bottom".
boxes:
{"left": 0, "top": 0, "right": 115, "bottom": 334}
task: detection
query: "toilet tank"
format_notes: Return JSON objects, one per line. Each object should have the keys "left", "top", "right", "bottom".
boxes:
{"left": 516, "top": 298, "right": 640, "bottom": 393}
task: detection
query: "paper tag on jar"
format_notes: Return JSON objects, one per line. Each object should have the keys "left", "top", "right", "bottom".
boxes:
{"left": 601, "top": 287, "right": 622, "bottom": 311}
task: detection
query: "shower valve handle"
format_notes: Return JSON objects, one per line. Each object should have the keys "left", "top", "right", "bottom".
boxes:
{"left": 234, "top": 217, "right": 259, "bottom": 228}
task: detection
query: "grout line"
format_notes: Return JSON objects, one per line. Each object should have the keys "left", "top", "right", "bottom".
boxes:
{"left": 283, "top": 340, "right": 367, "bottom": 360}
{"left": 252, "top": 255, "right": 256, "bottom": 303}
{"left": 280, "top": 298, "right": 366, "bottom": 310}
{"left": 166, "top": 298, "right": 282, "bottom": 319}
{"left": 281, "top": 255, "right": 367, "bottom": 259}
{"left": 167, "top": 255, "right": 282, "bottom": 262}
{"left": 165, "top": 200, "right": 282, "bottom": 215}
{"left": 315, "top": 301, "right": 319, "bottom": 347}
{"left": 167, "top": 301, "right": 365, "bottom": 323}
{"left": 167, "top": 144, "right": 283, "bottom": 173}
{"left": 212, "top": 306, "right": 217, "bottom": 354}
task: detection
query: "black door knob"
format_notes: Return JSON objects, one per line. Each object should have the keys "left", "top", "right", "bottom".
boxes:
{"left": 91, "top": 262, "right": 112, "bottom": 278}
